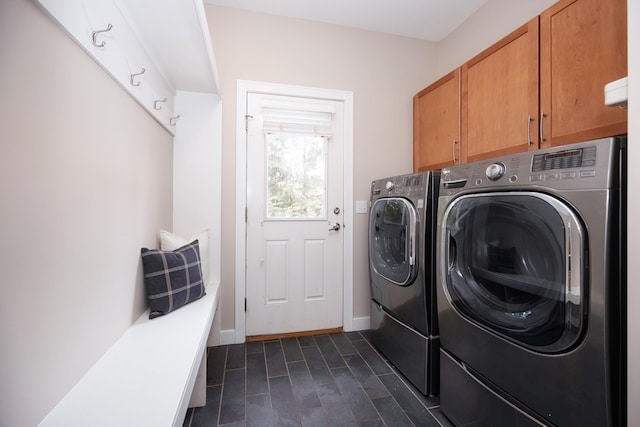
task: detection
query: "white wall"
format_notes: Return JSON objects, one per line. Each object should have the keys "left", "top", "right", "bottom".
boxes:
{"left": 0, "top": 1, "right": 174, "bottom": 426}
{"left": 173, "top": 90, "right": 223, "bottom": 345}
{"left": 626, "top": 0, "right": 638, "bottom": 424}
{"left": 437, "top": 0, "right": 556, "bottom": 77}
{"left": 173, "top": 90, "right": 222, "bottom": 287}
{"left": 204, "top": 5, "right": 439, "bottom": 334}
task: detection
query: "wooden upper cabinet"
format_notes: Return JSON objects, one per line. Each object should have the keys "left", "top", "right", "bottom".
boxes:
{"left": 540, "top": 0, "right": 627, "bottom": 147}
{"left": 413, "top": 0, "right": 627, "bottom": 169}
{"left": 462, "top": 17, "right": 540, "bottom": 163}
{"left": 413, "top": 69, "right": 461, "bottom": 171}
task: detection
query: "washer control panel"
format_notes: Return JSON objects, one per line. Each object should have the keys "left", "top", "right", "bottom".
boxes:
{"left": 371, "top": 172, "right": 430, "bottom": 198}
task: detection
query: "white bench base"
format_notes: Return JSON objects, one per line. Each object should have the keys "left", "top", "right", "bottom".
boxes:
{"left": 39, "top": 283, "right": 219, "bottom": 427}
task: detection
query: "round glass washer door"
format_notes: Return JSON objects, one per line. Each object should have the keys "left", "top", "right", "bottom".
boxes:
{"left": 441, "top": 192, "right": 586, "bottom": 353}
{"left": 369, "top": 197, "right": 418, "bottom": 286}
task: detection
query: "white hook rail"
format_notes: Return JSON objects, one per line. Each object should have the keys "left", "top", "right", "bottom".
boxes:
{"left": 35, "top": 0, "right": 222, "bottom": 135}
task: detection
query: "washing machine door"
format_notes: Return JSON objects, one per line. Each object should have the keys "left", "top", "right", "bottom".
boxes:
{"left": 441, "top": 192, "right": 586, "bottom": 353}
{"left": 369, "top": 197, "right": 418, "bottom": 286}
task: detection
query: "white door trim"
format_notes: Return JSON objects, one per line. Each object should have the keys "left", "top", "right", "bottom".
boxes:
{"left": 235, "top": 80, "right": 354, "bottom": 343}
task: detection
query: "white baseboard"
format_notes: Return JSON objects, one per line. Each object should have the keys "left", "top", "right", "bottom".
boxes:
{"left": 219, "top": 329, "right": 238, "bottom": 345}
{"left": 350, "top": 316, "right": 370, "bottom": 331}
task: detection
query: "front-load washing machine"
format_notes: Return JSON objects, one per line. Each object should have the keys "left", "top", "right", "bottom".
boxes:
{"left": 437, "top": 137, "right": 626, "bottom": 426}
{"left": 369, "top": 171, "right": 440, "bottom": 396}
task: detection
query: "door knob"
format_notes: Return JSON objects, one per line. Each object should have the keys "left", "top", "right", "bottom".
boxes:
{"left": 329, "top": 223, "right": 341, "bottom": 231}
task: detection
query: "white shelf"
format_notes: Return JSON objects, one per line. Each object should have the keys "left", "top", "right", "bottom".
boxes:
{"left": 115, "top": 0, "right": 220, "bottom": 94}
{"left": 35, "top": 0, "right": 220, "bottom": 135}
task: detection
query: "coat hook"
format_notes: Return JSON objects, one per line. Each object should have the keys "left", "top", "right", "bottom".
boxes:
{"left": 154, "top": 98, "right": 167, "bottom": 110}
{"left": 91, "top": 24, "right": 113, "bottom": 47}
{"left": 170, "top": 115, "right": 181, "bottom": 126}
{"left": 130, "top": 68, "right": 146, "bottom": 86}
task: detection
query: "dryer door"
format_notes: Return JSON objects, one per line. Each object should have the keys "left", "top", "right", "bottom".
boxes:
{"left": 369, "top": 197, "right": 418, "bottom": 286}
{"left": 441, "top": 192, "right": 585, "bottom": 353}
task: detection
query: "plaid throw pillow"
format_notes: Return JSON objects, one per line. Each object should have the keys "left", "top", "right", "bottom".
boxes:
{"left": 141, "top": 240, "right": 206, "bottom": 319}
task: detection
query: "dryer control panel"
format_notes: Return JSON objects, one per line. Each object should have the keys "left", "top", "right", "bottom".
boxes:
{"left": 440, "top": 137, "right": 622, "bottom": 196}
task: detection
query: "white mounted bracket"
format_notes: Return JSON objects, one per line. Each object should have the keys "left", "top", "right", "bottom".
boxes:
{"left": 605, "top": 76, "right": 628, "bottom": 108}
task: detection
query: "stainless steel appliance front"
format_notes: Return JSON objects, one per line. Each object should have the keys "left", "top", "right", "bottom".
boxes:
{"left": 369, "top": 171, "right": 440, "bottom": 396}
{"left": 437, "top": 137, "right": 626, "bottom": 426}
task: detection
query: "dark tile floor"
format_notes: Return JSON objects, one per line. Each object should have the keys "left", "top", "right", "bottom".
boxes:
{"left": 182, "top": 330, "right": 454, "bottom": 427}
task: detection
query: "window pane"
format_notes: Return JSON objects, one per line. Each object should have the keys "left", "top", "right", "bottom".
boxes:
{"left": 266, "top": 133, "right": 326, "bottom": 219}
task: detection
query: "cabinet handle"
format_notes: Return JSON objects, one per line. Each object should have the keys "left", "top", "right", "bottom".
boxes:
{"left": 527, "top": 115, "right": 534, "bottom": 146}
{"left": 452, "top": 139, "right": 458, "bottom": 162}
{"left": 539, "top": 111, "right": 548, "bottom": 143}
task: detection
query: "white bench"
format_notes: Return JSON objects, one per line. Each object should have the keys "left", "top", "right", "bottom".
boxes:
{"left": 39, "top": 283, "right": 219, "bottom": 427}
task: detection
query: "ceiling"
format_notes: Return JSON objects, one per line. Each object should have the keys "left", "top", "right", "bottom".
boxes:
{"left": 204, "top": 0, "right": 488, "bottom": 42}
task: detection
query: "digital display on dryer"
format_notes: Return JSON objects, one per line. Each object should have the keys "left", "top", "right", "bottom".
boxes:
{"left": 531, "top": 146, "right": 597, "bottom": 172}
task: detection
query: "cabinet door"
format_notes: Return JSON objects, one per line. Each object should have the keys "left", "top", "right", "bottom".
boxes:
{"left": 462, "top": 17, "right": 539, "bottom": 163}
{"left": 413, "top": 69, "right": 461, "bottom": 171}
{"left": 540, "top": 0, "right": 627, "bottom": 147}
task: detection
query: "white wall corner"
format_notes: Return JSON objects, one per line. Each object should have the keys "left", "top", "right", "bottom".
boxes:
{"left": 627, "top": 0, "right": 639, "bottom": 425}
{"left": 206, "top": 287, "right": 222, "bottom": 347}
{"left": 219, "top": 330, "right": 238, "bottom": 346}
{"left": 173, "top": 90, "right": 222, "bottom": 287}
{"left": 351, "top": 317, "right": 371, "bottom": 332}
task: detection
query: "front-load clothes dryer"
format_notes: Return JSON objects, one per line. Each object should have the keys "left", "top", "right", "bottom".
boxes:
{"left": 369, "top": 171, "right": 440, "bottom": 396}
{"left": 437, "top": 137, "right": 626, "bottom": 426}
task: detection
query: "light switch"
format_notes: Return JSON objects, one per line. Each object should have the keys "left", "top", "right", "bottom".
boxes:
{"left": 356, "top": 200, "right": 368, "bottom": 214}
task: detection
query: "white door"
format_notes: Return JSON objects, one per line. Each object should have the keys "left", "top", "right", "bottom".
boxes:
{"left": 245, "top": 93, "right": 344, "bottom": 336}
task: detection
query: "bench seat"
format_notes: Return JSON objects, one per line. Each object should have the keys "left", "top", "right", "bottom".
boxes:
{"left": 39, "top": 283, "right": 219, "bottom": 427}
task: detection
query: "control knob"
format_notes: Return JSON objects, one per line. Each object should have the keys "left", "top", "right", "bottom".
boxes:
{"left": 385, "top": 181, "right": 394, "bottom": 190}
{"left": 486, "top": 162, "right": 506, "bottom": 181}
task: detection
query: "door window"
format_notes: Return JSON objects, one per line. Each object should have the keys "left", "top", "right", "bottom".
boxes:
{"left": 266, "top": 132, "right": 327, "bottom": 219}
{"left": 369, "top": 198, "right": 418, "bottom": 286}
{"left": 442, "top": 192, "right": 585, "bottom": 352}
